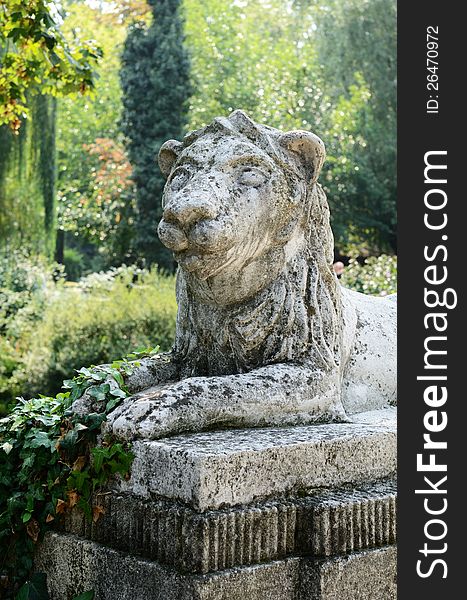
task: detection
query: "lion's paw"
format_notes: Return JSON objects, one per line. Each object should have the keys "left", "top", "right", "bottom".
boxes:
{"left": 102, "top": 383, "right": 201, "bottom": 441}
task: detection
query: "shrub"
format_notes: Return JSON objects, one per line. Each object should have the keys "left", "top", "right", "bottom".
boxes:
{"left": 0, "top": 249, "right": 61, "bottom": 323}
{"left": 7, "top": 267, "right": 177, "bottom": 401}
{"left": 341, "top": 254, "right": 397, "bottom": 296}
{"left": 0, "top": 353, "right": 145, "bottom": 595}
{"left": 0, "top": 251, "right": 64, "bottom": 408}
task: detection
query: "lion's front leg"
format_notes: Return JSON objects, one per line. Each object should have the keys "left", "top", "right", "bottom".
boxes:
{"left": 71, "top": 352, "right": 180, "bottom": 417}
{"left": 104, "top": 363, "right": 346, "bottom": 441}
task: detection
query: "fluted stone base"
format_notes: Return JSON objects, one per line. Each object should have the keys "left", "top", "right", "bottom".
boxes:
{"left": 57, "top": 479, "right": 396, "bottom": 575}
{"left": 35, "top": 411, "right": 397, "bottom": 599}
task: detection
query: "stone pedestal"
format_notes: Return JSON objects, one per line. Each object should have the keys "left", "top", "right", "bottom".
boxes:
{"left": 35, "top": 409, "right": 397, "bottom": 600}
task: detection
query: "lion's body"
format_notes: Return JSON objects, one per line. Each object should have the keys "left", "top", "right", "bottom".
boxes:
{"left": 341, "top": 288, "right": 397, "bottom": 413}
{"left": 76, "top": 111, "right": 396, "bottom": 440}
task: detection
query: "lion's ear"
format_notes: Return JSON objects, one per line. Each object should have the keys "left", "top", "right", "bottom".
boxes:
{"left": 280, "top": 131, "right": 326, "bottom": 184}
{"left": 158, "top": 140, "right": 183, "bottom": 178}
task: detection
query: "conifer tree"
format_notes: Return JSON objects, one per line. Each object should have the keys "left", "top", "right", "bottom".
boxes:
{"left": 120, "top": 0, "right": 192, "bottom": 269}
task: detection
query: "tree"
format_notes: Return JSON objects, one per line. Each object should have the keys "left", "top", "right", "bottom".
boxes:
{"left": 0, "top": 0, "right": 103, "bottom": 259}
{"left": 314, "top": 0, "right": 397, "bottom": 253}
{"left": 0, "top": 95, "right": 57, "bottom": 255}
{"left": 184, "top": 0, "right": 324, "bottom": 133}
{"left": 56, "top": 2, "right": 133, "bottom": 269}
{"left": 0, "top": 0, "right": 102, "bottom": 131}
{"left": 59, "top": 137, "right": 136, "bottom": 266}
{"left": 182, "top": 0, "right": 396, "bottom": 255}
{"left": 120, "top": 0, "right": 191, "bottom": 269}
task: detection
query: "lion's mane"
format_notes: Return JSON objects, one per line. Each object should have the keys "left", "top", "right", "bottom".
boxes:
{"left": 172, "top": 112, "right": 343, "bottom": 378}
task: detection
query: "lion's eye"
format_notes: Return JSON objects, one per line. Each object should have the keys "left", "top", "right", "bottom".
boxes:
{"left": 238, "top": 168, "right": 266, "bottom": 188}
{"left": 170, "top": 168, "right": 190, "bottom": 191}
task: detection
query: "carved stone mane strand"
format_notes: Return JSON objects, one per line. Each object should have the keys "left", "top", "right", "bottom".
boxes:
{"left": 171, "top": 111, "right": 343, "bottom": 378}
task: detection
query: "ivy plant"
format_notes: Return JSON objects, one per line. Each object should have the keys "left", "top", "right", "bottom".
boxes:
{"left": 0, "top": 346, "right": 160, "bottom": 598}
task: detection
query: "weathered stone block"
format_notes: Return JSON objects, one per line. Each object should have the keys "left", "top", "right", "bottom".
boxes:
{"left": 299, "top": 547, "right": 397, "bottom": 599}
{"left": 120, "top": 411, "right": 396, "bottom": 510}
{"left": 35, "top": 411, "right": 396, "bottom": 598}
{"left": 36, "top": 533, "right": 396, "bottom": 600}
{"left": 59, "top": 479, "right": 396, "bottom": 575}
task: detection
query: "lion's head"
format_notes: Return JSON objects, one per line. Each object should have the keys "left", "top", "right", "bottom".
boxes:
{"left": 157, "top": 111, "right": 342, "bottom": 376}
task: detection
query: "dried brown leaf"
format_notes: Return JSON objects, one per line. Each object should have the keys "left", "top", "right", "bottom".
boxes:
{"left": 55, "top": 498, "right": 67, "bottom": 514}
{"left": 92, "top": 504, "right": 106, "bottom": 523}
{"left": 67, "top": 490, "right": 80, "bottom": 509}
{"left": 72, "top": 455, "right": 87, "bottom": 472}
{"left": 26, "top": 518, "right": 40, "bottom": 543}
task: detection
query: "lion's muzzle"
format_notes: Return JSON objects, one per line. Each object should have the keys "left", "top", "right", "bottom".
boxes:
{"left": 163, "top": 195, "right": 219, "bottom": 229}
{"left": 158, "top": 191, "right": 236, "bottom": 258}
{"left": 158, "top": 193, "right": 219, "bottom": 252}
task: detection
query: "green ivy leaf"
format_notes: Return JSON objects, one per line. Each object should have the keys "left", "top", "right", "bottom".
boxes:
{"left": 22, "top": 455, "right": 35, "bottom": 469}
{"left": 79, "top": 413, "right": 106, "bottom": 431}
{"left": 88, "top": 383, "right": 110, "bottom": 402}
{"left": 104, "top": 396, "right": 121, "bottom": 413}
{"left": 15, "top": 572, "right": 49, "bottom": 600}
{"left": 112, "top": 371, "right": 124, "bottom": 387}
{"left": 2, "top": 441, "right": 13, "bottom": 454}
{"left": 27, "top": 431, "right": 54, "bottom": 450}
{"left": 91, "top": 448, "right": 104, "bottom": 474}
{"left": 76, "top": 367, "right": 92, "bottom": 377}
{"left": 58, "top": 428, "right": 79, "bottom": 453}
{"left": 109, "top": 387, "right": 126, "bottom": 399}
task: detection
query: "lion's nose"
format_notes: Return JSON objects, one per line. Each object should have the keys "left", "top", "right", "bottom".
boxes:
{"left": 158, "top": 219, "right": 189, "bottom": 252}
{"left": 163, "top": 197, "right": 219, "bottom": 229}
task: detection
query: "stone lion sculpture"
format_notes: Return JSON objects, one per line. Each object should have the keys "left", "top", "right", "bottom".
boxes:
{"left": 76, "top": 110, "right": 396, "bottom": 440}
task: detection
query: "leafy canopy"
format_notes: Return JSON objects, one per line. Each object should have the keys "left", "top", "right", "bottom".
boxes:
{"left": 0, "top": 0, "right": 102, "bottom": 131}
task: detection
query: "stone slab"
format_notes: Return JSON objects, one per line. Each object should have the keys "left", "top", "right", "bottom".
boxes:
{"left": 36, "top": 533, "right": 395, "bottom": 600}
{"left": 61, "top": 479, "right": 396, "bottom": 574}
{"left": 120, "top": 410, "right": 396, "bottom": 510}
{"left": 301, "top": 546, "right": 397, "bottom": 599}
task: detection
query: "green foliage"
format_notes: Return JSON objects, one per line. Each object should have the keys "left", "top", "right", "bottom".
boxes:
{"left": 183, "top": 0, "right": 396, "bottom": 255}
{"left": 120, "top": 0, "right": 192, "bottom": 269}
{"left": 71, "top": 592, "right": 94, "bottom": 600}
{"left": 341, "top": 254, "right": 397, "bottom": 296}
{"left": 0, "top": 248, "right": 61, "bottom": 328}
{"left": 184, "top": 0, "right": 323, "bottom": 132}
{"left": 59, "top": 138, "right": 136, "bottom": 268}
{"left": 14, "top": 572, "right": 48, "bottom": 600}
{"left": 63, "top": 247, "right": 86, "bottom": 281}
{"left": 56, "top": 3, "right": 133, "bottom": 270}
{"left": 0, "top": 94, "right": 57, "bottom": 257}
{"left": 15, "top": 573, "right": 94, "bottom": 600}
{"left": 0, "top": 249, "right": 64, "bottom": 414}
{"left": 0, "top": 0, "right": 102, "bottom": 131}
{"left": 314, "top": 0, "right": 397, "bottom": 253}
{"left": 1, "top": 265, "right": 177, "bottom": 403}
{"left": 32, "top": 94, "right": 57, "bottom": 251}
{"left": 0, "top": 345, "right": 156, "bottom": 596}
